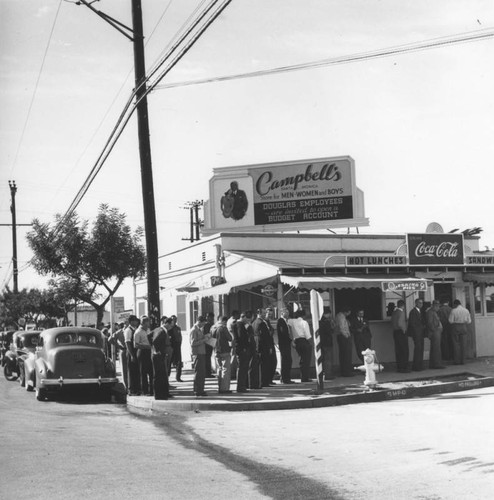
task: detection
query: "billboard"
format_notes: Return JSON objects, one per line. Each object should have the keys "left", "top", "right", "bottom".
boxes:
{"left": 203, "top": 156, "right": 368, "bottom": 234}
{"left": 407, "top": 233, "right": 464, "bottom": 266}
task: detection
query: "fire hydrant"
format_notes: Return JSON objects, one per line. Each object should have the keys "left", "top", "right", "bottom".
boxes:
{"left": 358, "top": 348, "right": 383, "bottom": 389}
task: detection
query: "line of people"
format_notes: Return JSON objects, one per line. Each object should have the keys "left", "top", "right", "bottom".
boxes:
{"left": 108, "top": 299, "right": 470, "bottom": 400}
{"left": 391, "top": 298, "right": 471, "bottom": 373}
{"left": 189, "top": 306, "right": 373, "bottom": 396}
{"left": 109, "top": 314, "right": 183, "bottom": 399}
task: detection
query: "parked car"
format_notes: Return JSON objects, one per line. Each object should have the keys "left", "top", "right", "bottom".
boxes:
{"left": 31, "top": 327, "right": 118, "bottom": 401}
{"left": 3, "top": 331, "right": 40, "bottom": 382}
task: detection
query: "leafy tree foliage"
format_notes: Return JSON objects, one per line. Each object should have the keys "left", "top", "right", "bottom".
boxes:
{"left": 0, "top": 287, "right": 67, "bottom": 329}
{"left": 27, "top": 204, "right": 146, "bottom": 326}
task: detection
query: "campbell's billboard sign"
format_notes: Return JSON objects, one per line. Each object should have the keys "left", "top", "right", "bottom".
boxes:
{"left": 407, "top": 233, "right": 464, "bottom": 265}
{"left": 203, "top": 156, "right": 368, "bottom": 234}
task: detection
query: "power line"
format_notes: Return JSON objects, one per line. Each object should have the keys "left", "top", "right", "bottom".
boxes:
{"left": 57, "top": 1, "right": 221, "bottom": 224}
{"left": 154, "top": 27, "right": 494, "bottom": 90}
{"left": 9, "top": 0, "right": 63, "bottom": 178}
{"left": 48, "top": 0, "right": 176, "bottom": 209}
{"left": 57, "top": 0, "right": 231, "bottom": 232}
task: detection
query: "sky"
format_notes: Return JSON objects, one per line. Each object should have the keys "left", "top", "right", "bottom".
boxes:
{"left": 1, "top": 0, "right": 493, "bottom": 308}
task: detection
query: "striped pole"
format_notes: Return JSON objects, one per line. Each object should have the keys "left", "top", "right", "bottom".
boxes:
{"left": 310, "top": 290, "right": 324, "bottom": 392}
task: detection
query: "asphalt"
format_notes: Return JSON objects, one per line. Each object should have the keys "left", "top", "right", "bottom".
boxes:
{"left": 121, "top": 356, "right": 494, "bottom": 413}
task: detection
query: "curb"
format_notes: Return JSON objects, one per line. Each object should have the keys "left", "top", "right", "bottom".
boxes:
{"left": 125, "top": 372, "right": 494, "bottom": 414}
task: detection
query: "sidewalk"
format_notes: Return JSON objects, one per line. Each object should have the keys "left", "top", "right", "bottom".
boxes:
{"left": 123, "top": 357, "right": 494, "bottom": 413}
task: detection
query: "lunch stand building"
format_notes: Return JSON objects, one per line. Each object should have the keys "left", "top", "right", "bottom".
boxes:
{"left": 135, "top": 230, "right": 494, "bottom": 370}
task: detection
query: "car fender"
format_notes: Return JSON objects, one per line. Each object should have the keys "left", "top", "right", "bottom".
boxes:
{"left": 34, "top": 357, "right": 50, "bottom": 382}
{"left": 23, "top": 355, "right": 36, "bottom": 386}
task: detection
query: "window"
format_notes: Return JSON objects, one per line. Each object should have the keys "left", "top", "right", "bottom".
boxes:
{"left": 334, "top": 288, "right": 383, "bottom": 320}
{"left": 138, "top": 302, "right": 146, "bottom": 317}
{"left": 474, "top": 285, "right": 482, "bottom": 314}
{"left": 486, "top": 285, "right": 494, "bottom": 314}
{"left": 189, "top": 300, "right": 199, "bottom": 325}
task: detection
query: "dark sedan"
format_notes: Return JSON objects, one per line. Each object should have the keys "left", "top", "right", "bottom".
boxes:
{"left": 31, "top": 327, "right": 118, "bottom": 401}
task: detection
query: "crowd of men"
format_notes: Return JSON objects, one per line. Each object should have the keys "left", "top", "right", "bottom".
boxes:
{"left": 107, "top": 297, "right": 472, "bottom": 400}
{"left": 391, "top": 298, "right": 471, "bottom": 372}
{"left": 109, "top": 314, "right": 183, "bottom": 400}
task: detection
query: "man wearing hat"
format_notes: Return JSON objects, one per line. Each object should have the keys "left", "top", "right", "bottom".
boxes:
{"left": 189, "top": 316, "right": 209, "bottom": 396}
{"left": 124, "top": 315, "right": 141, "bottom": 395}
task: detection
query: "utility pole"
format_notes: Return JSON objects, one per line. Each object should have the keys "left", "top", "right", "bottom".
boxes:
{"left": 8, "top": 180, "right": 18, "bottom": 293}
{"left": 182, "top": 200, "right": 203, "bottom": 243}
{"left": 75, "top": 0, "right": 231, "bottom": 325}
{"left": 77, "top": 0, "right": 161, "bottom": 328}
{"left": 131, "top": 0, "right": 160, "bottom": 329}
{"left": 1, "top": 181, "right": 31, "bottom": 293}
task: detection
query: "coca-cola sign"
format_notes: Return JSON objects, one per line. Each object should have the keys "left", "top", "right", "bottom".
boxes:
{"left": 407, "top": 233, "right": 464, "bottom": 265}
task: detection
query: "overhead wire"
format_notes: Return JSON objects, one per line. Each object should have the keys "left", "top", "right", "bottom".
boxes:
{"left": 48, "top": 0, "right": 176, "bottom": 208}
{"left": 8, "top": 0, "right": 63, "bottom": 179}
{"left": 0, "top": 261, "right": 13, "bottom": 291}
{"left": 58, "top": 1, "right": 221, "bottom": 223}
{"left": 153, "top": 27, "right": 494, "bottom": 90}
{"left": 57, "top": 0, "right": 230, "bottom": 232}
{"left": 59, "top": 20, "right": 492, "bottom": 229}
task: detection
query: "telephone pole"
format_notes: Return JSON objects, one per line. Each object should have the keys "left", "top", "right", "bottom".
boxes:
{"left": 131, "top": 0, "right": 160, "bottom": 329}
{"left": 182, "top": 200, "right": 203, "bottom": 243}
{"left": 9, "top": 180, "right": 18, "bottom": 293}
{"left": 1, "top": 181, "right": 32, "bottom": 293}
{"left": 77, "top": 0, "right": 160, "bottom": 328}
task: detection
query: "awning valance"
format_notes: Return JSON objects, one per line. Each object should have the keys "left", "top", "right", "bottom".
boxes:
{"left": 463, "top": 273, "right": 494, "bottom": 286}
{"left": 280, "top": 275, "right": 428, "bottom": 291}
{"left": 190, "top": 274, "right": 278, "bottom": 298}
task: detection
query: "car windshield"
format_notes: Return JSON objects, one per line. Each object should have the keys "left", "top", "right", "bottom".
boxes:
{"left": 23, "top": 336, "right": 39, "bottom": 348}
{"left": 55, "top": 333, "right": 98, "bottom": 346}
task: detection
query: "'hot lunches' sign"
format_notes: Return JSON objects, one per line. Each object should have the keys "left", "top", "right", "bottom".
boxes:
{"left": 204, "top": 156, "right": 367, "bottom": 234}
{"left": 407, "top": 233, "right": 464, "bottom": 265}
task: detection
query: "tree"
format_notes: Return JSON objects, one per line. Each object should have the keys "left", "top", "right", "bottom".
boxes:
{"left": 0, "top": 287, "right": 60, "bottom": 329}
{"left": 0, "top": 287, "right": 34, "bottom": 329}
{"left": 27, "top": 204, "right": 146, "bottom": 327}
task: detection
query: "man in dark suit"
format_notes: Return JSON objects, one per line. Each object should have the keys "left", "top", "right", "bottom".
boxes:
{"left": 408, "top": 298, "right": 425, "bottom": 371}
{"left": 235, "top": 311, "right": 254, "bottom": 393}
{"left": 276, "top": 307, "right": 294, "bottom": 384}
{"left": 349, "top": 309, "right": 372, "bottom": 364}
{"left": 221, "top": 181, "right": 248, "bottom": 221}
{"left": 253, "top": 308, "right": 273, "bottom": 387}
{"left": 391, "top": 299, "right": 409, "bottom": 372}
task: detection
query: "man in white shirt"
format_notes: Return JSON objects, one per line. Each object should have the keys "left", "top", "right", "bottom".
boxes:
{"left": 448, "top": 300, "right": 471, "bottom": 365}
{"left": 288, "top": 309, "right": 312, "bottom": 382}
{"left": 134, "top": 315, "right": 153, "bottom": 396}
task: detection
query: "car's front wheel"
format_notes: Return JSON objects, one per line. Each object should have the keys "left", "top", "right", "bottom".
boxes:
{"left": 4, "top": 362, "right": 18, "bottom": 381}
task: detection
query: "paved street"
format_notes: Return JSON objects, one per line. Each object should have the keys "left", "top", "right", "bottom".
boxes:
{"left": 186, "top": 386, "right": 494, "bottom": 499}
{"left": 1, "top": 375, "right": 493, "bottom": 499}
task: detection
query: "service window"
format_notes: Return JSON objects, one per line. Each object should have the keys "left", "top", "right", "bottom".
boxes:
{"left": 334, "top": 288, "right": 383, "bottom": 320}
